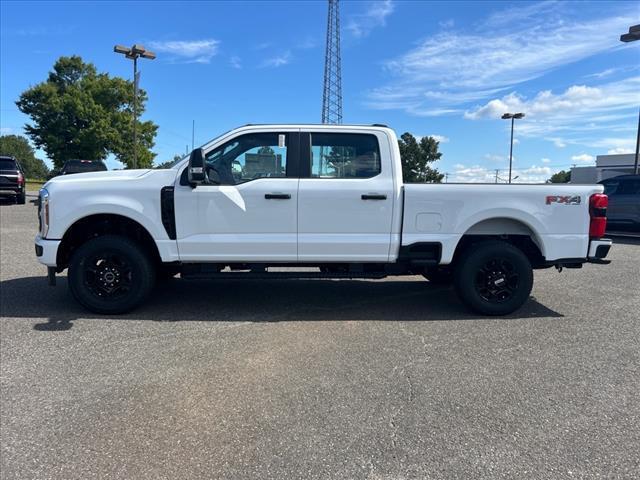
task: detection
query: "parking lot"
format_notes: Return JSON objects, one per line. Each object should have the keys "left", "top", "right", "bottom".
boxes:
{"left": 1, "top": 194, "right": 639, "bottom": 479}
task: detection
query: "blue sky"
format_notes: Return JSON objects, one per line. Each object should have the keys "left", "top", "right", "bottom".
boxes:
{"left": 1, "top": 0, "right": 638, "bottom": 182}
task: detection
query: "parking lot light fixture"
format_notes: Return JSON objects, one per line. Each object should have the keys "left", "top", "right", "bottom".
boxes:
{"left": 620, "top": 25, "right": 640, "bottom": 174}
{"left": 113, "top": 43, "right": 156, "bottom": 169}
{"left": 501, "top": 113, "right": 525, "bottom": 184}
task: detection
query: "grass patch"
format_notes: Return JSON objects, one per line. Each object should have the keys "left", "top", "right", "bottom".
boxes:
{"left": 25, "top": 179, "right": 45, "bottom": 191}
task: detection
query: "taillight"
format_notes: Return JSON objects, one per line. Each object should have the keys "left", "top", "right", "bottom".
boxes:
{"left": 589, "top": 193, "right": 608, "bottom": 238}
{"left": 17, "top": 172, "right": 24, "bottom": 185}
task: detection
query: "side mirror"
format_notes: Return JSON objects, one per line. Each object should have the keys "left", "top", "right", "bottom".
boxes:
{"left": 187, "top": 148, "right": 206, "bottom": 184}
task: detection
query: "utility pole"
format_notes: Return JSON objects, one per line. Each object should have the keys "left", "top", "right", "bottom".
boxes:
{"left": 113, "top": 44, "right": 156, "bottom": 169}
{"left": 495, "top": 169, "right": 499, "bottom": 183}
{"left": 192, "top": 120, "right": 195, "bottom": 151}
{"left": 620, "top": 25, "right": 640, "bottom": 174}
{"left": 501, "top": 112, "right": 525, "bottom": 183}
{"left": 321, "top": 0, "right": 343, "bottom": 124}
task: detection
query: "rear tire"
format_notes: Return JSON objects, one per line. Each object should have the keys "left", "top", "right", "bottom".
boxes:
{"left": 453, "top": 241, "right": 533, "bottom": 316}
{"left": 16, "top": 192, "right": 26, "bottom": 204}
{"left": 68, "top": 235, "right": 155, "bottom": 314}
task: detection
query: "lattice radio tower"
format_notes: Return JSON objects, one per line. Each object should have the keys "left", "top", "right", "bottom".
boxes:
{"left": 322, "top": 0, "right": 343, "bottom": 124}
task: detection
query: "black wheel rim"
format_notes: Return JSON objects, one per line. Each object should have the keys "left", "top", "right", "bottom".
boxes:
{"left": 83, "top": 251, "right": 133, "bottom": 300}
{"left": 474, "top": 258, "right": 520, "bottom": 304}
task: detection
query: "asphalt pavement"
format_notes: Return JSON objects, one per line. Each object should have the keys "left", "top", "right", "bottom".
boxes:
{"left": 1, "top": 195, "right": 639, "bottom": 479}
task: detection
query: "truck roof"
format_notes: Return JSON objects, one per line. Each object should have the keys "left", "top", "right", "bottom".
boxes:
{"left": 201, "top": 124, "right": 394, "bottom": 151}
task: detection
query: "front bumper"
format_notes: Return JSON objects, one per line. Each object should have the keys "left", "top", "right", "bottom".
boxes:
{"left": 35, "top": 234, "right": 60, "bottom": 267}
{"left": 587, "top": 238, "right": 612, "bottom": 264}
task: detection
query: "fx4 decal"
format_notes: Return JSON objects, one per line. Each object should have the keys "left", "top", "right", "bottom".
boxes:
{"left": 546, "top": 195, "right": 581, "bottom": 205}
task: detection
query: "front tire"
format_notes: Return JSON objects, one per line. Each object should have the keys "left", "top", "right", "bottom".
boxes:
{"left": 68, "top": 235, "right": 155, "bottom": 314}
{"left": 453, "top": 241, "right": 533, "bottom": 316}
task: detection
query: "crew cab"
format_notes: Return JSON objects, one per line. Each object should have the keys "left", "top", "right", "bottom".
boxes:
{"left": 35, "top": 124, "right": 612, "bottom": 315}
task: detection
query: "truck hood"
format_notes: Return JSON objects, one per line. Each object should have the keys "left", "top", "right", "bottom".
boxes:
{"left": 48, "top": 169, "right": 152, "bottom": 184}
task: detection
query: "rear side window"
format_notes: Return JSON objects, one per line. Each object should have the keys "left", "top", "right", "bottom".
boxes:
{"left": 618, "top": 179, "right": 640, "bottom": 195}
{"left": 309, "top": 133, "right": 381, "bottom": 179}
{"left": 0, "top": 158, "right": 17, "bottom": 170}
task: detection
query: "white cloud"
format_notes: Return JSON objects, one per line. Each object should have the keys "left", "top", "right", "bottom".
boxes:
{"left": 450, "top": 163, "right": 552, "bottom": 183}
{"left": 439, "top": 19, "right": 454, "bottom": 29}
{"left": 607, "top": 147, "right": 634, "bottom": 154}
{"left": 464, "top": 77, "right": 639, "bottom": 151}
{"left": 148, "top": 39, "right": 220, "bottom": 63}
{"left": 347, "top": 0, "right": 394, "bottom": 38}
{"left": 484, "top": 153, "right": 506, "bottom": 162}
{"left": 571, "top": 153, "right": 595, "bottom": 163}
{"left": 261, "top": 51, "right": 291, "bottom": 68}
{"left": 429, "top": 134, "right": 449, "bottom": 144}
{"left": 366, "top": 3, "right": 633, "bottom": 115}
{"left": 0, "top": 127, "right": 15, "bottom": 135}
{"left": 465, "top": 79, "right": 639, "bottom": 120}
{"left": 541, "top": 158, "right": 551, "bottom": 164}
{"left": 585, "top": 65, "right": 640, "bottom": 79}
{"left": 230, "top": 56, "right": 242, "bottom": 69}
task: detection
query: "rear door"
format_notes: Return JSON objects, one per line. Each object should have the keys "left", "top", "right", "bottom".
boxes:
{"left": 297, "top": 130, "right": 395, "bottom": 262}
{"left": 174, "top": 130, "right": 300, "bottom": 262}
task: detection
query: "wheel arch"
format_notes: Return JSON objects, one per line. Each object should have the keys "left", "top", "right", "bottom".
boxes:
{"left": 56, "top": 213, "right": 162, "bottom": 270}
{"left": 452, "top": 216, "right": 546, "bottom": 268}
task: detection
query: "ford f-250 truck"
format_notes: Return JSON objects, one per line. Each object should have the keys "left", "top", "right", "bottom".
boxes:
{"left": 35, "top": 124, "right": 612, "bottom": 315}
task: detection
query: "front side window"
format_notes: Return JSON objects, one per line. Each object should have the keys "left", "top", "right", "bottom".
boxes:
{"left": 310, "top": 133, "right": 381, "bottom": 179}
{"left": 205, "top": 133, "right": 288, "bottom": 185}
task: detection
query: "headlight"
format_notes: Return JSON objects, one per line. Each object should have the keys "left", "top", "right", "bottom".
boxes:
{"left": 39, "top": 188, "right": 50, "bottom": 237}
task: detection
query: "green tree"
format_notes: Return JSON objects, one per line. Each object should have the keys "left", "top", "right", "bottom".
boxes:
{"left": 0, "top": 134, "right": 49, "bottom": 179}
{"left": 398, "top": 133, "right": 444, "bottom": 183}
{"left": 547, "top": 170, "right": 571, "bottom": 183}
{"left": 16, "top": 56, "right": 158, "bottom": 169}
{"left": 257, "top": 146, "right": 275, "bottom": 155}
{"left": 155, "top": 154, "right": 183, "bottom": 169}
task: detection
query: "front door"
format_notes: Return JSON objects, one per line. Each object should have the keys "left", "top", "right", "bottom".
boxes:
{"left": 297, "top": 131, "right": 395, "bottom": 262}
{"left": 174, "top": 131, "right": 299, "bottom": 262}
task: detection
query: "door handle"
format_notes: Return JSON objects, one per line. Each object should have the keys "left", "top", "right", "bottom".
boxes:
{"left": 361, "top": 194, "right": 387, "bottom": 200}
{"left": 265, "top": 193, "right": 291, "bottom": 200}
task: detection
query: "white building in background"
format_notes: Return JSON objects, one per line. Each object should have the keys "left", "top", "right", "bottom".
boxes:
{"left": 571, "top": 154, "right": 637, "bottom": 183}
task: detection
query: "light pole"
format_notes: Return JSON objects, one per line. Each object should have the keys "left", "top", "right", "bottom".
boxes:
{"left": 501, "top": 112, "right": 525, "bottom": 183}
{"left": 114, "top": 44, "right": 156, "bottom": 169}
{"left": 620, "top": 24, "right": 640, "bottom": 175}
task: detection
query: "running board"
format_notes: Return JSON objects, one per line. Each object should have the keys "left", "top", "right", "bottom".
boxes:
{"left": 181, "top": 271, "right": 388, "bottom": 281}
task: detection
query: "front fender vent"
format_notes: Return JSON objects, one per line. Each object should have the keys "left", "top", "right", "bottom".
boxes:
{"left": 160, "top": 186, "right": 176, "bottom": 240}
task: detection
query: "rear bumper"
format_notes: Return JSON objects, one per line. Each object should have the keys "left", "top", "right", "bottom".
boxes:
{"left": 35, "top": 235, "right": 60, "bottom": 267}
{"left": 0, "top": 186, "right": 23, "bottom": 196}
{"left": 588, "top": 238, "right": 612, "bottom": 263}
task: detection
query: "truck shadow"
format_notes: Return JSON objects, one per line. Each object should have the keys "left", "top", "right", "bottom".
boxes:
{"left": 0, "top": 275, "right": 563, "bottom": 331}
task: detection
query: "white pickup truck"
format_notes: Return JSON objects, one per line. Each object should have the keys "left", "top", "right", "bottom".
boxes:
{"left": 35, "top": 124, "right": 612, "bottom": 315}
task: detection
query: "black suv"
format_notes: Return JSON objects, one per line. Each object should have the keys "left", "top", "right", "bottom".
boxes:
{"left": 0, "top": 156, "right": 26, "bottom": 204}
{"left": 52, "top": 159, "right": 108, "bottom": 177}
{"left": 599, "top": 174, "right": 640, "bottom": 233}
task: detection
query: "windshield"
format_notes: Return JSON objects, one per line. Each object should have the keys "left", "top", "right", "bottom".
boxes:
{"left": 170, "top": 127, "right": 236, "bottom": 169}
{"left": 63, "top": 161, "right": 107, "bottom": 173}
{"left": 0, "top": 158, "right": 17, "bottom": 170}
